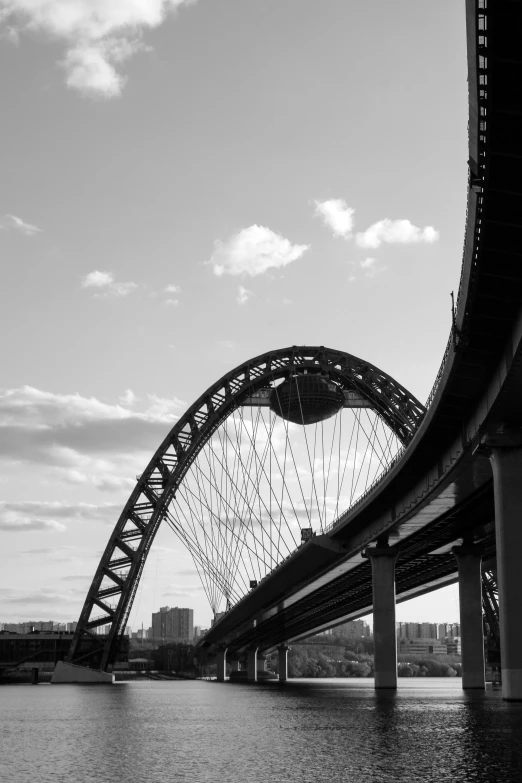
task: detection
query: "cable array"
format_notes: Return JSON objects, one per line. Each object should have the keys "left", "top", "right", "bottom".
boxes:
{"left": 163, "top": 403, "right": 401, "bottom": 614}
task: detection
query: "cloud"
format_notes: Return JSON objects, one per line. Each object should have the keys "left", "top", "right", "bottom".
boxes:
{"left": 236, "top": 285, "right": 253, "bottom": 305}
{"left": 0, "top": 24, "right": 19, "bottom": 44}
{"left": 61, "top": 469, "right": 135, "bottom": 491}
{"left": 165, "top": 298, "right": 179, "bottom": 306}
{"left": 7, "top": 590, "right": 81, "bottom": 605}
{"left": 355, "top": 219, "right": 439, "bottom": 249}
{"left": 165, "top": 284, "right": 181, "bottom": 293}
{"left": 119, "top": 389, "right": 138, "bottom": 406}
{"left": 209, "top": 225, "right": 309, "bottom": 277}
{"left": 1, "top": 1, "right": 194, "bottom": 98}
{"left": 0, "top": 500, "right": 121, "bottom": 532}
{"left": 359, "top": 257, "right": 375, "bottom": 270}
{"left": 81, "top": 270, "right": 137, "bottom": 297}
{"left": 359, "top": 257, "right": 380, "bottom": 277}
{"left": 0, "top": 387, "right": 186, "bottom": 487}
{"left": 314, "top": 199, "right": 354, "bottom": 239}
{"left": 0, "top": 214, "right": 41, "bottom": 235}
{"left": 0, "top": 517, "right": 65, "bottom": 532}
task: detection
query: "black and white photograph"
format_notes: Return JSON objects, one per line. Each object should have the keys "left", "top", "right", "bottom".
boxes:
{"left": 1, "top": 1, "right": 521, "bottom": 781}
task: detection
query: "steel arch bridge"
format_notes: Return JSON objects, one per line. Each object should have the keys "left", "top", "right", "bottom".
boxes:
{"left": 68, "top": 346, "right": 425, "bottom": 671}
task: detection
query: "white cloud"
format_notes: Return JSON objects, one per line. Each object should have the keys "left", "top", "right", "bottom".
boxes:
{"left": 0, "top": 386, "right": 186, "bottom": 489}
{"left": 359, "top": 257, "right": 379, "bottom": 278}
{"left": 0, "top": 213, "right": 41, "bottom": 235}
{"left": 0, "top": 500, "right": 119, "bottom": 534}
{"left": 236, "top": 285, "right": 253, "bottom": 305}
{"left": 356, "top": 219, "right": 439, "bottom": 249}
{"left": 0, "top": 1, "right": 193, "bottom": 97}
{"left": 0, "top": 517, "right": 65, "bottom": 533}
{"left": 165, "top": 298, "right": 179, "bottom": 306}
{"left": 314, "top": 199, "right": 354, "bottom": 239}
{"left": 62, "top": 42, "right": 129, "bottom": 98}
{"left": 359, "top": 257, "right": 375, "bottom": 269}
{"left": 81, "top": 269, "right": 137, "bottom": 297}
{"left": 165, "top": 284, "right": 181, "bottom": 293}
{"left": 82, "top": 270, "right": 112, "bottom": 287}
{"left": 209, "top": 225, "right": 309, "bottom": 277}
{"left": 62, "top": 469, "right": 135, "bottom": 492}
{"left": 119, "top": 389, "right": 138, "bottom": 406}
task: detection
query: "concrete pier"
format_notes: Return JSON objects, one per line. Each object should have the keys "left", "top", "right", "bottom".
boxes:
{"left": 230, "top": 659, "right": 240, "bottom": 673}
{"left": 364, "top": 544, "right": 399, "bottom": 689}
{"left": 490, "top": 439, "right": 522, "bottom": 700}
{"left": 452, "top": 543, "right": 485, "bottom": 689}
{"left": 247, "top": 648, "right": 258, "bottom": 682}
{"left": 278, "top": 645, "right": 289, "bottom": 682}
{"left": 216, "top": 647, "right": 227, "bottom": 682}
{"left": 51, "top": 661, "right": 114, "bottom": 684}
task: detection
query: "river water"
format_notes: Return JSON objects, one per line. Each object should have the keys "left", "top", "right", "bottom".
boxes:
{"left": 1, "top": 679, "right": 521, "bottom": 783}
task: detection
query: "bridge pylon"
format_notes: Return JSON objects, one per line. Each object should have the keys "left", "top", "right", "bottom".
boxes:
{"left": 363, "top": 543, "right": 399, "bottom": 689}
{"left": 488, "top": 434, "right": 522, "bottom": 701}
{"left": 452, "top": 544, "right": 485, "bottom": 690}
{"left": 216, "top": 646, "right": 227, "bottom": 682}
{"left": 247, "top": 648, "right": 258, "bottom": 682}
{"left": 277, "top": 645, "right": 290, "bottom": 682}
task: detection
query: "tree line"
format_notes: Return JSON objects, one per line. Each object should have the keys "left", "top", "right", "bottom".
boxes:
{"left": 274, "top": 636, "right": 461, "bottom": 678}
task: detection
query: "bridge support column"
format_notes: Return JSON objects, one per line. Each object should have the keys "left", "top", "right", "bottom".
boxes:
{"left": 489, "top": 438, "right": 522, "bottom": 700}
{"left": 452, "top": 544, "right": 485, "bottom": 689}
{"left": 247, "top": 648, "right": 258, "bottom": 682}
{"left": 278, "top": 645, "right": 289, "bottom": 682}
{"left": 216, "top": 647, "right": 227, "bottom": 682}
{"left": 364, "top": 544, "right": 399, "bottom": 689}
{"left": 230, "top": 659, "right": 240, "bottom": 672}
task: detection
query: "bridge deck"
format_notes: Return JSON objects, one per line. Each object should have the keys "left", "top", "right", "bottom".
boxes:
{"left": 201, "top": 0, "right": 522, "bottom": 655}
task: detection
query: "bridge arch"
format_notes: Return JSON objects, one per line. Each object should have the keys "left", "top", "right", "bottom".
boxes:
{"left": 68, "top": 345, "right": 424, "bottom": 670}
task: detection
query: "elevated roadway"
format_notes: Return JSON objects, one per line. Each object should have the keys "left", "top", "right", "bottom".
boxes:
{"left": 201, "top": 0, "right": 522, "bottom": 670}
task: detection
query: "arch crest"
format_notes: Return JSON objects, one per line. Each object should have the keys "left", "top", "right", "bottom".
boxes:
{"left": 68, "top": 346, "right": 424, "bottom": 670}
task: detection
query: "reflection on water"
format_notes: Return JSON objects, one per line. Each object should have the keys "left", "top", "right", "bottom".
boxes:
{"left": 1, "top": 679, "right": 521, "bottom": 783}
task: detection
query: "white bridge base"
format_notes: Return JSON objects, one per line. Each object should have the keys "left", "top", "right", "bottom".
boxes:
{"left": 51, "top": 661, "right": 114, "bottom": 684}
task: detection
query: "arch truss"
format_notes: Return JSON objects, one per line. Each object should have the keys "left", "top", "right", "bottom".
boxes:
{"left": 68, "top": 346, "right": 425, "bottom": 670}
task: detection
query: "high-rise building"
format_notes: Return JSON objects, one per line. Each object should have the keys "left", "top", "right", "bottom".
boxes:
{"left": 152, "top": 606, "right": 194, "bottom": 642}
{"left": 397, "top": 622, "right": 439, "bottom": 639}
{"left": 449, "top": 623, "right": 461, "bottom": 638}
{"left": 335, "top": 619, "right": 370, "bottom": 637}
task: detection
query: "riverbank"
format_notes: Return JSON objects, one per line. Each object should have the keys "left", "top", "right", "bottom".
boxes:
{"left": 0, "top": 670, "right": 197, "bottom": 685}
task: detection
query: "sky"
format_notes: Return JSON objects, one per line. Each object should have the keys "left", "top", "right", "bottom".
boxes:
{"left": 0, "top": 0, "right": 467, "bottom": 631}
